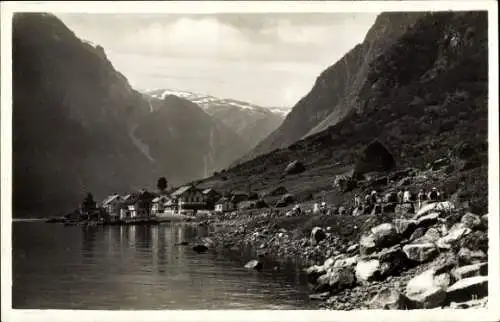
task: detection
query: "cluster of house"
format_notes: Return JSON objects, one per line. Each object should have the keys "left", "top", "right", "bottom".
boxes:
{"left": 93, "top": 185, "right": 256, "bottom": 222}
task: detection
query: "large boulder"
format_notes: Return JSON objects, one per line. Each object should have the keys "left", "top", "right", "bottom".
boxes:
{"left": 405, "top": 268, "right": 451, "bottom": 309}
{"left": 359, "top": 223, "right": 400, "bottom": 255}
{"left": 415, "top": 201, "right": 455, "bottom": 219}
{"left": 355, "top": 259, "right": 381, "bottom": 283}
{"left": 244, "top": 259, "right": 263, "bottom": 271}
{"left": 460, "top": 212, "right": 482, "bottom": 229}
{"left": 192, "top": 244, "right": 209, "bottom": 253}
{"left": 305, "top": 265, "right": 327, "bottom": 284}
{"left": 284, "top": 160, "right": 305, "bottom": 175}
{"left": 369, "top": 288, "right": 414, "bottom": 310}
{"left": 333, "top": 255, "right": 359, "bottom": 268}
{"left": 436, "top": 223, "right": 472, "bottom": 249}
{"left": 354, "top": 140, "right": 396, "bottom": 177}
{"left": 451, "top": 262, "right": 488, "bottom": 280}
{"left": 311, "top": 227, "right": 326, "bottom": 245}
{"left": 403, "top": 243, "right": 438, "bottom": 263}
{"left": 446, "top": 276, "right": 488, "bottom": 303}
{"left": 457, "top": 247, "right": 487, "bottom": 266}
{"left": 313, "top": 267, "right": 356, "bottom": 294}
{"left": 394, "top": 218, "right": 417, "bottom": 239}
{"left": 415, "top": 212, "right": 440, "bottom": 228}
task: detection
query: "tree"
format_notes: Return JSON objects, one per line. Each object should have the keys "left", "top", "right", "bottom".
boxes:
{"left": 157, "top": 177, "right": 168, "bottom": 193}
{"left": 81, "top": 192, "right": 96, "bottom": 214}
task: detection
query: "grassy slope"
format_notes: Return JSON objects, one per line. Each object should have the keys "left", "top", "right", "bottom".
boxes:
{"left": 193, "top": 12, "right": 488, "bottom": 215}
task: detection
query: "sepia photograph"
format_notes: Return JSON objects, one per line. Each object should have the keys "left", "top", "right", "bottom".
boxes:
{"left": 1, "top": 1, "right": 499, "bottom": 322}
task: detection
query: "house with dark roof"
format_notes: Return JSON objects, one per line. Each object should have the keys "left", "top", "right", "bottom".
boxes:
{"left": 171, "top": 185, "right": 205, "bottom": 213}
{"left": 202, "top": 188, "right": 221, "bottom": 209}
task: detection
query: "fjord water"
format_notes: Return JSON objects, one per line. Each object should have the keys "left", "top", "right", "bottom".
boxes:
{"left": 13, "top": 222, "right": 317, "bottom": 310}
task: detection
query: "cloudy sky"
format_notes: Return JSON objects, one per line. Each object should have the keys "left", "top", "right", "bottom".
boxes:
{"left": 57, "top": 13, "right": 379, "bottom": 108}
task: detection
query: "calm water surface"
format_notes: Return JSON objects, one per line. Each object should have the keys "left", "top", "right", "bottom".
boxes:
{"left": 13, "top": 222, "right": 318, "bottom": 310}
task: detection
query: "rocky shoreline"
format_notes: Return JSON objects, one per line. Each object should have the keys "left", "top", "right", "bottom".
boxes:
{"left": 197, "top": 200, "right": 488, "bottom": 310}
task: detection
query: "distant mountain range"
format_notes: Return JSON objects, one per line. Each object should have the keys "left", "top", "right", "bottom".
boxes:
{"left": 143, "top": 89, "right": 287, "bottom": 150}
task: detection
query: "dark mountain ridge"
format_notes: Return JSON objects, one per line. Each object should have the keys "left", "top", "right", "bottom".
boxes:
{"left": 237, "top": 12, "right": 426, "bottom": 164}
{"left": 12, "top": 13, "right": 249, "bottom": 217}
{"left": 195, "top": 11, "right": 488, "bottom": 214}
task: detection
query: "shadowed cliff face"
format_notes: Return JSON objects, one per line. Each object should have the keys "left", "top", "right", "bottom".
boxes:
{"left": 198, "top": 11, "right": 488, "bottom": 214}
{"left": 237, "top": 12, "right": 426, "bottom": 164}
{"left": 12, "top": 13, "right": 248, "bottom": 217}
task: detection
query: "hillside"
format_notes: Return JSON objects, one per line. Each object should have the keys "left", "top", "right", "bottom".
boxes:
{"left": 194, "top": 11, "right": 488, "bottom": 214}
{"left": 12, "top": 13, "right": 250, "bottom": 217}
{"left": 144, "top": 89, "right": 286, "bottom": 150}
{"left": 237, "top": 13, "right": 426, "bottom": 164}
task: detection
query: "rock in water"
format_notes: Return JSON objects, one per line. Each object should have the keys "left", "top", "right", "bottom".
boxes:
{"left": 244, "top": 259, "right": 263, "bottom": 271}
{"left": 369, "top": 288, "right": 414, "bottom": 310}
{"left": 405, "top": 268, "right": 451, "bottom": 309}
{"left": 309, "top": 292, "right": 331, "bottom": 301}
{"left": 305, "top": 265, "right": 327, "bottom": 284}
{"left": 192, "top": 244, "right": 209, "bottom": 253}
{"left": 446, "top": 276, "right": 488, "bottom": 303}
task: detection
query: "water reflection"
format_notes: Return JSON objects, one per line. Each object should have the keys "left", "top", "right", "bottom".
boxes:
{"left": 14, "top": 222, "right": 317, "bottom": 310}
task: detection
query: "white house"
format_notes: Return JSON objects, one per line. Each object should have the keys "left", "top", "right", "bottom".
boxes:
{"left": 171, "top": 185, "right": 205, "bottom": 213}
{"left": 152, "top": 195, "right": 170, "bottom": 215}
{"left": 214, "top": 197, "right": 234, "bottom": 213}
{"left": 101, "top": 193, "right": 123, "bottom": 221}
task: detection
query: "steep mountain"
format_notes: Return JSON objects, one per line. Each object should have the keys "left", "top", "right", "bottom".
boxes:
{"left": 196, "top": 11, "right": 488, "bottom": 214}
{"left": 144, "top": 89, "right": 286, "bottom": 150}
{"left": 238, "top": 12, "right": 426, "bottom": 164}
{"left": 12, "top": 13, "right": 248, "bottom": 217}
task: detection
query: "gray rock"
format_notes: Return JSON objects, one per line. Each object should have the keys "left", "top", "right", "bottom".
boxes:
{"left": 394, "top": 218, "right": 417, "bottom": 238}
{"left": 369, "top": 288, "right": 414, "bottom": 310}
{"left": 446, "top": 276, "right": 488, "bottom": 303}
{"left": 309, "top": 292, "right": 331, "bottom": 301}
{"left": 415, "top": 212, "right": 440, "bottom": 228}
{"left": 311, "top": 227, "right": 326, "bottom": 244}
{"left": 355, "top": 259, "right": 381, "bottom": 282}
{"left": 457, "top": 247, "right": 487, "bottom": 266}
{"left": 403, "top": 243, "right": 438, "bottom": 263}
{"left": 313, "top": 267, "right": 356, "bottom": 294}
{"left": 360, "top": 223, "right": 399, "bottom": 255}
{"left": 451, "top": 262, "right": 488, "bottom": 280}
{"left": 244, "top": 259, "right": 263, "bottom": 271}
{"left": 305, "top": 265, "right": 327, "bottom": 284}
{"left": 436, "top": 223, "right": 471, "bottom": 249}
{"left": 333, "top": 255, "right": 359, "bottom": 268}
{"left": 405, "top": 268, "right": 451, "bottom": 309}
{"left": 461, "top": 212, "right": 482, "bottom": 229}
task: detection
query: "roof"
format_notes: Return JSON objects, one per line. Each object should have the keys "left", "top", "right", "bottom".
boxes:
{"left": 202, "top": 188, "right": 219, "bottom": 195}
{"left": 171, "top": 185, "right": 196, "bottom": 197}
{"left": 216, "top": 197, "right": 230, "bottom": 204}
{"left": 102, "top": 194, "right": 121, "bottom": 206}
{"left": 152, "top": 195, "right": 170, "bottom": 203}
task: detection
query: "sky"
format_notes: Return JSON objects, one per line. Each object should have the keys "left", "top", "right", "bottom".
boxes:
{"left": 56, "top": 13, "right": 379, "bottom": 108}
